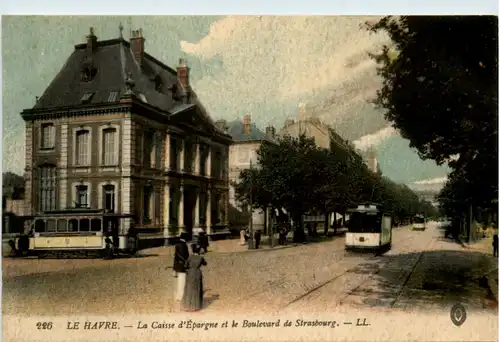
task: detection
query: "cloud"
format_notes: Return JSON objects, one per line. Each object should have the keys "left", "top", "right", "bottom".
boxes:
{"left": 352, "top": 126, "right": 397, "bottom": 151}
{"left": 409, "top": 176, "right": 448, "bottom": 192}
{"left": 412, "top": 177, "right": 448, "bottom": 185}
{"left": 180, "top": 16, "right": 390, "bottom": 136}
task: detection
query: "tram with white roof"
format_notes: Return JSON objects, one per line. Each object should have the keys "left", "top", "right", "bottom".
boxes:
{"left": 412, "top": 214, "right": 426, "bottom": 231}
{"left": 345, "top": 203, "right": 392, "bottom": 253}
{"left": 8, "top": 208, "right": 138, "bottom": 258}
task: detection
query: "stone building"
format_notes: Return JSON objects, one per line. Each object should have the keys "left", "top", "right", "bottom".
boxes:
{"left": 278, "top": 103, "right": 355, "bottom": 155}
{"left": 20, "top": 27, "right": 232, "bottom": 247}
{"left": 225, "top": 115, "right": 276, "bottom": 234}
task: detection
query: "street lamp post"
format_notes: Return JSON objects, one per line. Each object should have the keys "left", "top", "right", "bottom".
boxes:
{"left": 247, "top": 159, "right": 255, "bottom": 249}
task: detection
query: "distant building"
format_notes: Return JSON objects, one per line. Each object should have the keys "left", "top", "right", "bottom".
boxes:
{"left": 226, "top": 114, "right": 276, "bottom": 233}
{"left": 415, "top": 190, "right": 439, "bottom": 207}
{"left": 278, "top": 103, "right": 355, "bottom": 154}
{"left": 20, "top": 27, "right": 232, "bottom": 246}
{"left": 365, "top": 147, "right": 380, "bottom": 174}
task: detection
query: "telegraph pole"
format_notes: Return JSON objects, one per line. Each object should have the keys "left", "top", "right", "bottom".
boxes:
{"left": 248, "top": 159, "right": 255, "bottom": 249}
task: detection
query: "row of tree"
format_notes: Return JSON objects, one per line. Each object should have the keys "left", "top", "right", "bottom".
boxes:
{"left": 234, "top": 132, "right": 437, "bottom": 242}
{"left": 368, "top": 16, "right": 498, "bottom": 232}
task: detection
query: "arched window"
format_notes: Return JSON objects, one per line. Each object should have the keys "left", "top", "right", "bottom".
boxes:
{"left": 102, "top": 127, "right": 117, "bottom": 165}
{"left": 39, "top": 165, "right": 57, "bottom": 211}
{"left": 75, "top": 129, "right": 90, "bottom": 165}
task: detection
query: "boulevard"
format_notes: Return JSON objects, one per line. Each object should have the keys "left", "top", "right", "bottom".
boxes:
{"left": 3, "top": 222, "right": 496, "bottom": 316}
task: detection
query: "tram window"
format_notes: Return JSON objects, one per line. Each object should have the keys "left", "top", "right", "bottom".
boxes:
{"left": 349, "top": 213, "right": 381, "bottom": 233}
{"left": 35, "top": 220, "right": 45, "bottom": 233}
{"left": 69, "top": 219, "right": 79, "bottom": 232}
{"left": 57, "top": 219, "right": 68, "bottom": 232}
{"left": 91, "top": 219, "right": 101, "bottom": 232}
{"left": 414, "top": 216, "right": 425, "bottom": 224}
{"left": 46, "top": 219, "right": 57, "bottom": 232}
{"left": 80, "top": 219, "right": 90, "bottom": 232}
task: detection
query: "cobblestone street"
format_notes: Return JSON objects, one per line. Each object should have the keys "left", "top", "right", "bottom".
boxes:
{"left": 3, "top": 223, "right": 497, "bottom": 316}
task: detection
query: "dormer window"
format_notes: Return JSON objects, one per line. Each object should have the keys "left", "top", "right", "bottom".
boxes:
{"left": 81, "top": 65, "right": 98, "bottom": 82}
{"left": 81, "top": 92, "right": 94, "bottom": 104}
{"left": 153, "top": 75, "right": 163, "bottom": 93}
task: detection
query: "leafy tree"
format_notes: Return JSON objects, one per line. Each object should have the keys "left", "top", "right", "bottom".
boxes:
{"left": 368, "top": 16, "right": 498, "bottom": 216}
{"left": 3, "top": 172, "right": 25, "bottom": 200}
{"left": 235, "top": 134, "right": 326, "bottom": 242}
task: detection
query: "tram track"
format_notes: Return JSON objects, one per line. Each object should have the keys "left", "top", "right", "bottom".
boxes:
{"left": 337, "top": 228, "right": 437, "bottom": 308}
{"left": 281, "top": 228, "right": 428, "bottom": 310}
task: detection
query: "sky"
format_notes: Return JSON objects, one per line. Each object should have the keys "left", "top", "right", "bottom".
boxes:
{"left": 2, "top": 15, "right": 450, "bottom": 191}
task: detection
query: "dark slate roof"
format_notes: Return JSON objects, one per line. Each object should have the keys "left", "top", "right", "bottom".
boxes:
{"left": 227, "top": 120, "right": 272, "bottom": 142}
{"left": 32, "top": 37, "right": 192, "bottom": 114}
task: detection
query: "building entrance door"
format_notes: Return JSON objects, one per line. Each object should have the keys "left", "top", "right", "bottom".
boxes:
{"left": 183, "top": 186, "right": 196, "bottom": 240}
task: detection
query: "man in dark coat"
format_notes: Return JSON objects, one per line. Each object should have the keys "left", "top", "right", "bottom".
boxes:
{"left": 198, "top": 231, "right": 209, "bottom": 254}
{"left": 173, "top": 232, "right": 190, "bottom": 302}
{"left": 254, "top": 230, "right": 262, "bottom": 249}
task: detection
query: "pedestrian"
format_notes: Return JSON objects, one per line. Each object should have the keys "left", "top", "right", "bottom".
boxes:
{"left": 173, "top": 232, "right": 190, "bottom": 303}
{"left": 104, "top": 236, "right": 114, "bottom": 260}
{"left": 198, "top": 231, "right": 209, "bottom": 254}
{"left": 183, "top": 244, "right": 207, "bottom": 312}
{"left": 240, "top": 228, "right": 246, "bottom": 245}
{"left": 254, "top": 230, "right": 261, "bottom": 249}
{"left": 493, "top": 233, "right": 498, "bottom": 257}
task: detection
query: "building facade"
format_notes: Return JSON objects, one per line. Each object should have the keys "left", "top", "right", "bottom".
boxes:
{"left": 278, "top": 103, "right": 355, "bottom": 153}
{"left": 20, "top": 27, "right": 232, "bottom": 247}
{"left": 226, "top": 115, "right": 276, "bottom": 233}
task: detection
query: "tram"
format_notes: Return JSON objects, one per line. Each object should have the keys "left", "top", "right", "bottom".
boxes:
{"left": 412, "top": 214, "right": 426, "bottom": 231}
{"left": 9, "top": 208, "right": 138, "bottom": 258}
{"left": 345, "top": 204, "right": 392, "bottom": 253}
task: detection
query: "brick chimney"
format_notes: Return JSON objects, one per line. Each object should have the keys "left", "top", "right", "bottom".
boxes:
{"left": 243, "top": 114, "right": 252, "bottom": 136}
{"left": 130, "top": 29, "right": 146, "bottom": 67}
{"left": 86, "top": 27, "right": 98, "bottom": 54}
{"left": 177, "top": 58, "right": 191, "bottom": 103}
{"left": 265, "top": 126, "right": 276, "bottom": 140}
{"left": 216, "top": 119, "right": 228, "bottom": 132}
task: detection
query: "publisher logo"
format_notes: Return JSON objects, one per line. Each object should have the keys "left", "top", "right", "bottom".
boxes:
{"left": 450, "top": 303, "right": 467, "bottom": 326}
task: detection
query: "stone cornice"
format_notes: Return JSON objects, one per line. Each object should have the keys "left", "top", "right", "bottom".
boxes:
{"left": 20, "top": 103, "right": 132, "bottom": 121}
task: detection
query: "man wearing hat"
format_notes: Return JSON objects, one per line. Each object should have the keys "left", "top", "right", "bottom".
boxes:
{"left": 173, "top": 232, "right": 190, "bottom": 302}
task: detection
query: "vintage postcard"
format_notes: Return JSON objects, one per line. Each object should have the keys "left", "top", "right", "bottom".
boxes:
{"left": 2, "top": 14, "right": 498, "bottom": 341}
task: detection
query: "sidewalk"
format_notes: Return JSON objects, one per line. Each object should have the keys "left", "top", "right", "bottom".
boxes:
{"left": 462, "top": 235, "right": 498, "bottom": 302}
{"left": 138, "top": 231, "right": 344, "bottom": 256}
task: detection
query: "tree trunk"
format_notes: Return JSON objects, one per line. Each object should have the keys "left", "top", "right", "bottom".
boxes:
{"left": 293, "top": 214, "right": 305, "bottom": 243}
{"left": 333, "top": 212, "right": 338, "bottom": 235}
{"left": 324, "top": 212, "right": 330, "bottom": 236}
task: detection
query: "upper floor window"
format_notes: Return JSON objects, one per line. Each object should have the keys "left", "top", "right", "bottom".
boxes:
{"left": 75, "top": 185, "right": 89, "bottom": 208}
{"left": 135, "top": 130, "right": 143, "bottom": 165}
{"left": 75, "top": 129, "right": 90, "bottom": 165}
{"left": 148, "top": 131, "right": 161, "bottom": 169}
{"left": 39, "top": 164, "right": 57, "bottom": 212}
{"left": 211, "top": 146, "right": 222, "bottom": 179}
{"left": 221, "top": 149, "right": 228, "bottom": 180}
{"left": 170, "top": 137, "right": 179, "bottom": 171}
{"left": 102, "top": 128, "right": 117, "bottom": 165}
{"left": 41, "top": 123, "right": 55, "bottom": 150}
{"left": 144, "top": 132, "right": 153, "bottom": 168}
{"left": 199, "top": 143, "right": 208, "bottom": 176}
{"left": 184, "top": 140, "right": 194, "bottom": 174}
